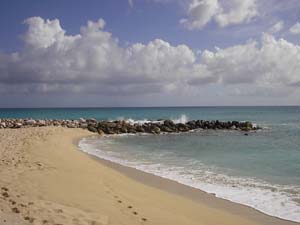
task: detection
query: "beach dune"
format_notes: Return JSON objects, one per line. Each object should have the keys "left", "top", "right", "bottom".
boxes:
{"left": 0, "top": 127, "right": 297, "bottom": 225}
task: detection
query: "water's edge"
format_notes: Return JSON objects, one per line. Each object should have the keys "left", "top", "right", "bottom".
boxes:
{"left": 77, "top": 136, "right": 299, "bottom": 225}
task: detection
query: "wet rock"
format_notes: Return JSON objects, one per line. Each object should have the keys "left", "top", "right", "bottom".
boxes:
{"left": 0, "top": 118, "right": 260, "bottom": 136}
{"left": 160, "top": 125, "right": 174, "bottom": 132}
{"left": 151, "top": 126, "right": 161, "bottom": 134}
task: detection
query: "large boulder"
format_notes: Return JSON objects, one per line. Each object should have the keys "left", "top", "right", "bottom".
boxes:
{"left": 176, "top": 123, "right": 189, "bottom": 132}
{"left": 160, "top": 125, "right": 174, "bottom": 132}
{"left": 79, "top": 123, "right": 88, "bottom": 129}
{"left": 14, "top": 123, "right": 23, "bottom": 128}
{"left": 37, "top": 120, "right": 46, "bottom": 127}
{"left": 79, "top": 118, "right": 86, "bottom": 123}
{"left": 164, "top": 120, "right": 175, "bottom": 127}
{"left": 151, "top": 126, "right": 161, "bottom": 134}
{"left": 0, "top": 122, "right": 6, "bottom": 128}
{"left": 24, "top": 119, "right": 36, "bottom": 126}
{"left": 87, "top": 125, "right": 98, "bottom": 133}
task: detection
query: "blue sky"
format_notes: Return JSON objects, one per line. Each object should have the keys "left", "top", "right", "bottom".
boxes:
{"left": 0, "top": 0, "right": 260, "bottom": 52}
{"left": 0, "top": 0, "right": 300, "bottom": 107}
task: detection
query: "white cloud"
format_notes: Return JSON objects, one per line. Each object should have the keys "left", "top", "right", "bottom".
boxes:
{"left": 0, "top": 17, "right": 195, "bottom": 94}
{"left": 268, "top": 20, "right": 284, "bottom": 34}
{"left": 215, "top": 0, "right": 258, "bottom": 27}
{"left": 180, "top": 0, "right": 258, "bottom": 30}
{"left": 289, "top": 22, "right": 300, "bottom": 34}
{"left": 190, "top": 33, "right": 300, "bottom": 91}
{"left": 0, "top": 17, "right": 300, "bottom": 99}
{"left": 180, "top": 0, "right": 220, "bottom": 30}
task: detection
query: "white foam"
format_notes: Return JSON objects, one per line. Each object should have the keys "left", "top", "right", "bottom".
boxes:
{"left": 78, "top": 137, "right": 300, "bottom": 223}
{"left": 113, "top": 114, "right": 189, "bottom": 125}
{"left": 172, "top": 114, "right": 188, "bottom": 124}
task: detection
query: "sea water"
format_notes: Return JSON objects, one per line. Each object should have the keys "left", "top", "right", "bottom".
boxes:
{"left": 1, "top": 106, "right": 300, "bottom": 222}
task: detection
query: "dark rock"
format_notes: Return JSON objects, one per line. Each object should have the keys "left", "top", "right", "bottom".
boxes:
{"left": 151, "top": 126, "right": 161, "bottom": 134}
{"left": 160, "top": 125, "right": 174, "bottom": 132}
{"left": 135, "top": 125, "right": 145, "bottom": 133}
{"left": 87, "top": 125, "right": 98, "bottom": 133}
{"left": 164, "top": 119, "right": 175, "bottom": 127}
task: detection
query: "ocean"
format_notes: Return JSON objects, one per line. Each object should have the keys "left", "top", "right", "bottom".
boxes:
{"left": 1, "top": 106, "right": 300, "bottom": 222}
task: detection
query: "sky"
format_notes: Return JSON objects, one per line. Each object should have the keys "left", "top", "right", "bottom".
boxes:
{"left": 1, "top": 0, "right": 300, "bottom": 107}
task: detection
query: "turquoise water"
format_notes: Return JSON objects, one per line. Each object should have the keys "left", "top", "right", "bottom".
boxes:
{"left": 1, "top": 107, "right": 300, "bottom": 221}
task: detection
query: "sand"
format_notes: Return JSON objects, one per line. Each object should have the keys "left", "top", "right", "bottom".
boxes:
{"left": 0, "top": 127, "right": 298, "bottom": 225}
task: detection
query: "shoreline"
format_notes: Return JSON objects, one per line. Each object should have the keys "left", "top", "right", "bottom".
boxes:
{"left": 0, "top": 127, "right": 298, "bottom": 225}
{"left": 80, "top": 140, "right": 299, "bottom": 225}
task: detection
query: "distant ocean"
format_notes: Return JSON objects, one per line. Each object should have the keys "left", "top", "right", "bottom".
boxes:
{"left": 1, "top": 106, "right": 300, "bottom": 222}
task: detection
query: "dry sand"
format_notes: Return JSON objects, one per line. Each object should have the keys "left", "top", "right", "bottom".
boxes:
{"left": 0, "top": 127, "right": 298, "bottom": 225}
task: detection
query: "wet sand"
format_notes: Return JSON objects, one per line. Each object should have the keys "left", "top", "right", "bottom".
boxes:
{"left": 0, "top": 127, "right": 298, "bottom": 225}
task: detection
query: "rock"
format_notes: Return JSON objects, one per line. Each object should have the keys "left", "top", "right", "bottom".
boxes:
{"left": 14, "top": 123, "right": 22, "bottom": 128}
{"left": 177, "top": 123, "right": 189, "bottom": 132}
{"left": 87, "top": 118, "right": 97, "bottom": 123}
{"left": 105, "top": 128, "right": 115, "bottom": 135}
{"left": 87, "top": 125, "right": 98, "bottom": 133}
{"left": 97, "top": 128, "right": 105, "bottom": 135}
{"left": 160, "top": 125, "right": 173, "bottom": 132}
{"left": 128, "top": 128, "right": 137, "bottom": 134}
{"left": 67, "top": 124, "right": 76, "bottom": 128}
{"left": 79, "top": 123, "right": 88, "bottom": 129}
{"left": 107, "top": 122, "right": 117, "bottom": 128}
{"left": 120, "top": 127, "right": 128, "bottom": 133}
{"left": 135, "top": 125, "right": 145, "bottom": 133}
{"left": 79, "top": 118, "right": 86, "bottom": 123}
{"left": 37, "top": 120, "right": 46, "bottom": 126}
{"left": 164, "top": 119, "right": 175, "bottom": 127}
{"left": 0, "top": 117, "right": 260, "bottom": 134}
{"left": 24, "top": 119, "right": 36, "bottom": 126}
{"left": 151, "top": 126, "right": 161, "bottom": 134}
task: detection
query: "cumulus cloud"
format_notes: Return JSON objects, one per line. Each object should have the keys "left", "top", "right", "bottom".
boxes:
{"left": 268, "top": 20, "right": 284, "bottom": 34}
{"left": 289, "top": 22, "right": 300, "bottom": 34}
{"left": 180, "top": 0, "right": 258, "bottom": 30}
{"left": 190, "top": 33, "right": 300, "bottom": 91}
{"left": 0, "top": 17, "right": 195, "bottom": 94}
{"left": 0, "top": 17, "right": 300, "bottom": 98}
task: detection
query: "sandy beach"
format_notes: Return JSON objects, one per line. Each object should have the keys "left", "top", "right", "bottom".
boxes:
{"left": 0, "top": 127, "right": 298, "bottom": 225}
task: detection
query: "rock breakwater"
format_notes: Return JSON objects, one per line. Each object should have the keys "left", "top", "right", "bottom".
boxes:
{"left": 0, "top": 118, "right": 260, "bottom": 134}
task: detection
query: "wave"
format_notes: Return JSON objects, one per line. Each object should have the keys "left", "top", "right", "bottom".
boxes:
{"left": 78, "top": 136, "right": 300, "bottom": 223}
{"left": 112, "top": 114, "right": 189, "bottom": 125}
